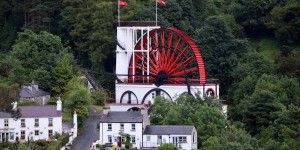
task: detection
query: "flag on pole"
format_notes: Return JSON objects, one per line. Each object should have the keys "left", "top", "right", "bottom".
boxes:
{"left": 156, "top": 0, "right": 166, "bottom": 7}
{"left": 119, "top": 0, "right": 127, "bottom": 6}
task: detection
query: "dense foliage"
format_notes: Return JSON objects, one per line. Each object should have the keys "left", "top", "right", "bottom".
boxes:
{"left": 0, "top": 0, "right": 300, "bottom": 149}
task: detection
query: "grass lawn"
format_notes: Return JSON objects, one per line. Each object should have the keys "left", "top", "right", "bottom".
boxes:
{"left": 250, "top": 37, "right": 280, "bottom": 59}
{"left": 250, "top": 36, "right": 300, "bottom": 60}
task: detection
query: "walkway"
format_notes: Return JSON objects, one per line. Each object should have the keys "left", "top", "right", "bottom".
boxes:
{"left": 71, "top": 108, "right": 101, "bottom": 150}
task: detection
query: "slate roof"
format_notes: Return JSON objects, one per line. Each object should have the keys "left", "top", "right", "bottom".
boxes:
{"left": 100, "top": 111, "right": 143, "bottom": 123}
{"left": 0, "top": 106, "right": 61, "bottom": 118}
{"left": 143, "top": 125, "right": 195, "bottom": 135}
{"left": 62, "top": 122, "right": 74, "bottom": 128}
{"left": 19, "top": 85, "right": 49, "bottom": 98}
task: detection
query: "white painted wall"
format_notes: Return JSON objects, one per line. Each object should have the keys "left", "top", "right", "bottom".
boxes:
{"left": 0, "top": 117, "right": 62, "bottom": 142}
{"left": 99, "top": 122, "right": 143, "bottom": 149}
{"left": 115, "top": 84, "right": 220, "bottom": 104}
{"left": 143, "top": 133, "right": 197, "bottom": 150}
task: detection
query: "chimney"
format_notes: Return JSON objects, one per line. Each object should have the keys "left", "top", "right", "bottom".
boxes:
{"left": 73, "top": 111, "right": 78, "bottom": 138}
{"left": 141, "top": 104, "right": 150, "bottom": 128}
{"left": 102, "top": 106, "right": 110, "bottom": 115}
{"left": 12, "top": 101, "right": 18, "bottom": 110}
{"left": 56, "top": 97, "right": 62, "bottom": 111}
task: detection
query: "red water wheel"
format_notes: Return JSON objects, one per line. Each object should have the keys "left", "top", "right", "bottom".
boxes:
{"left": 128, "top": 28, "right": 206, "bottom": 85}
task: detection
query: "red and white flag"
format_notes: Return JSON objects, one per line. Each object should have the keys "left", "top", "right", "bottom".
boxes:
{"left": 157, "top": 0, "right": 166, "bottom": 7}
{"left": 119, "top": 0, "right": 127, "bottom": 6}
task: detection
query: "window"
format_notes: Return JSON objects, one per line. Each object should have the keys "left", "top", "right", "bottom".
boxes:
{"left": 35, "top": 119, "right": 39, "bottom": 127}
{"left": 121, "top": 136, "right": 126, "bottom": 142}
{"left": 35, "top": 130, "right": 39, "bottom": 136}
{"left": 48, "top": 118, "right": 53, "bottom": 126}
{"left": 131, "top": 135, "right": 136, "bottom": 143}
{"left": 120, "top": 123, "right": 124, "bottom": 131}
{"left": 108, "top": 135, "right": 112, "bottom": 143}
{"left": 21, "top": 130, "right": 25, "bottom": 139}
{"left": 9, "top": 132, "right": 14, "bottom": 140}
{"left": 108, "top": 124, "right": 112, "bottom": 130}
{"left": 21, "top": 119, "right": 25, "bottom": 127}
{"left": 4, "top": 119, "right": 8, "bottom": 127}
{"left": 48, "top": 130, "right": 53, "bottom": 138}
{"left": 178, "top": 136, "right": 187, "bottom": 143}
{"left": 146, "top": 136, "right": 151, "bottom": 141}
{"left": 193, "top": 132, "right": 196, "bottom": 143}
{"left": 131, "top": 124, "right": 135, "bottom": 131}
{"left": 157, "top": 135, "right": 162, "bottom": 144}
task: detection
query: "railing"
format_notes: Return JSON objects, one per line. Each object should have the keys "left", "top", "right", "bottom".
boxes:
{"left": 118, "top": 21, "right": 160, "bottom": 27}
{"left": 142, "top": 142, "right": 158, "bottom": 148}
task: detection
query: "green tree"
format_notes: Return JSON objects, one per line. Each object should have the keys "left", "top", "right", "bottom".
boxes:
{"left": 4, "top": 29, "right": 75, "bottom": 93}
{"left": 0, "top": 83, "right": 21, "bottom": 118}
{"left": 194, "top": 16, "right": 251, "bottom": 97}
{"left": 266, "top": 0, "right": 300, "bottom": 43}
{"left": 65, "top": 77, "right": 91, "bottom": 126}
{"left": 60, "top": 0, "right": 115, "bottom": 72}
{"left": 150, "top": 93, "right": 227, "bottom": 147}
{"left": 202, "top": 126, "right": 259, "bottom": 150}
{"left": 227, "top": 0, "right": 280, "bottom": 36}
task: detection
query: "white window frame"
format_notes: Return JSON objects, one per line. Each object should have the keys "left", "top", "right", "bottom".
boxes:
{"left": 48, "top": 118, "right": 53, "bottom": 126}
{"left": 131, "top": 124, "right": 135, "bottom": 131}
{"left": 48, "top": 130, "right": 53, "bottom": 138}
{"left": 21, "top": 119, "right": 25, "bottom": 127}
{"left": 35, "top": 130, "right": 39, "bottom": 136}
{"left": 9, "top": 132, "right": 14, "bottom": 140}
{"left": 35, "top": 118, "right": 39, "bottom": 127}
{"left": 4, "top": 119, "right": 8, "bottom": 127}
{"left": 178, "top": 136, "right": 187, "bottom": 143}
{"left": 120, "top": 123, "right": 124, "bottom": 131}
{"left": 146, "top": 136, "right": 151, "bottom": 141}
{"left": 108, "top": 124, "right": 112, "bottom": 130}
{"left": 21, "top": 130, "right": 25, "bottom": 139}
{"left": 131, "top": 135, "right": 136, "bottom": 144}
{"left": 108, "top": 135, "right": 112, "bottom": 143}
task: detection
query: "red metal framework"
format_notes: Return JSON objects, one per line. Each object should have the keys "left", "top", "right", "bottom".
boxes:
{"left": 128, "top": 28, "right": 206, "bottom": 84}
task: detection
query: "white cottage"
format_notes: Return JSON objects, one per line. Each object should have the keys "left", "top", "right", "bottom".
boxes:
{"left": 142, "top": 125, "right": 197, "bottom": 150}
{"left": 19, "top": 81, "right": 50, "bottom": 105}
{"left": 0, "top": 100, "right": 62, "bottom": 142}
{"left": 99, "top": 106, "right": 149, "bottom": 149}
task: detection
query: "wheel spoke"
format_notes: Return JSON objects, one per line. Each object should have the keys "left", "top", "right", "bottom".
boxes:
{"left": 129, "top": 28, "right": 206, "bottom": 84}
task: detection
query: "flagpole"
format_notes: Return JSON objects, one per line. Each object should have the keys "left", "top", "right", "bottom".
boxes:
{"left": 156, "top": 0, "right": 157, "bottom": 26}
{"left": 118, "top": 0, "right": 120, "bottom": 26}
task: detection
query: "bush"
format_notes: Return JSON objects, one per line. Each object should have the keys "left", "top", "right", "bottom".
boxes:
{"left": 18, "top": 101, "right": 40, "bottom": 106}
{"left": 158, "top": 143, "right": 176, "bottom": 150}
{"left": 35, "top": 139, "right": 51, "bottom": 147}
{"left": 46, "top": 134, "right": 69, "bottom": 150}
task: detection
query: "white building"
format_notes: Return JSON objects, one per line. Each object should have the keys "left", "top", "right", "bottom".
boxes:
{"left": 99, "top": 106, "right": 149, "bottom": 149}
{"left": 99, "top": 105, "right": 197, "bottom": 150}
{"left": 19, "top": 81, "right": 50, "bottom": 105}
{"left": 0, "top": 99, "right": 62, "bottom": 142}
{"left": 143, "top": 125, "right": 197, "bottom": 150}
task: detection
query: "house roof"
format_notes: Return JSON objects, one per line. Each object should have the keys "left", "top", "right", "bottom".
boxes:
{"left": 100, "top": 111, "right": 143, "bottom": 123}
{"left": 19, "top": 86, "right": 49, "bottom": 98}
{"left": 62, "top": 122, "right": 74, "bottom": 129}
{"left": 0, "top": 106, "right": 61, "bottom": 118}
{"left": 143, "top": 125, "right": 195, "bottom": 135}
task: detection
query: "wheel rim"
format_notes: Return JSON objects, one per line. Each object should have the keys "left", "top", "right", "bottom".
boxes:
{"left": 128, "top": 28, "right": 206, "bottom": 84}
